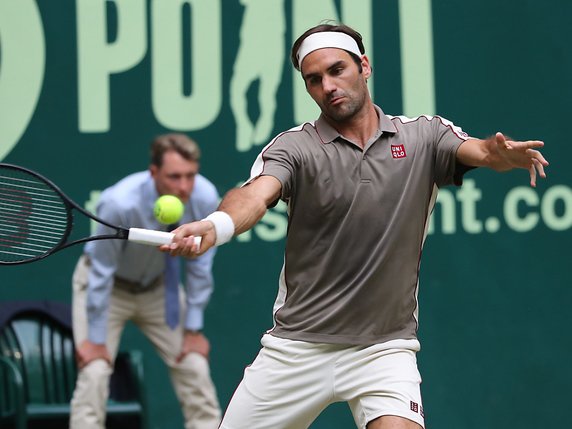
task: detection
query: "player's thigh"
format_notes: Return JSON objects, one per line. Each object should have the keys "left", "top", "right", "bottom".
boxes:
{"left": 344, "top": 347, "right": 424, "bottom": 429}
{"left": 220, "top": 334, "right": 333, "bottom": 429}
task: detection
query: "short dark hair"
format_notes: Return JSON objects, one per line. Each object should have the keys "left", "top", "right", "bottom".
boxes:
{"left": 150, "top": 133, "right": 201, "bottom": 167}
{"left": 290, "top": 23, "right": 366, "bottom": 71}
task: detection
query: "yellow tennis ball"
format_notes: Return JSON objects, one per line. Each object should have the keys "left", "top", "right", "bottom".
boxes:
{"left": 154, "top": 195, "right": 184, "bottom": 225}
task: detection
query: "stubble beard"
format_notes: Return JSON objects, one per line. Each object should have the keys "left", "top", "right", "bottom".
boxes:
{"left": 322, "top": 84, "right": 368, "bottom": 123}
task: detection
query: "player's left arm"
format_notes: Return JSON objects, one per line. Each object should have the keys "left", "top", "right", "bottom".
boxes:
{"left": 456, "top": 132, "right": 549, "bottom": 187}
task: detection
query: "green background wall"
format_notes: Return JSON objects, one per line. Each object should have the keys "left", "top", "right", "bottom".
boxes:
{"left": 1, "top": 1, "right": 570, "bottom": 428}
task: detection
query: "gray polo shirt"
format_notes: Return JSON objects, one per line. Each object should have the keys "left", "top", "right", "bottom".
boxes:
{"left": 248, "top": 105, "right": 471, "bottom": 345}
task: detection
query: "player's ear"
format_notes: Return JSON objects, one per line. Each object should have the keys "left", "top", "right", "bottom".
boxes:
{"left": 361, "top": 55, "right": 372, "bottom": 79}
{"left": 149, "top": 164, "right": 158, "bottom": 179}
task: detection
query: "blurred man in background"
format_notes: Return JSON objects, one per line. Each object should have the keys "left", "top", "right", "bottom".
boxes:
{"left": 70, "top": 134, "right": 221, "bottom": 429}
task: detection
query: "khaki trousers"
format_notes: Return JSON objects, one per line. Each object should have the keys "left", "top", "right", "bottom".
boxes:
{"left": 69, "top": 256, "right": 221, "bottom": 429}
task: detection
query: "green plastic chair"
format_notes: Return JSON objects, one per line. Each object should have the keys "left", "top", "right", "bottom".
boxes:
{"left": 0, "top": 301, "right": 149, "bottom": 429}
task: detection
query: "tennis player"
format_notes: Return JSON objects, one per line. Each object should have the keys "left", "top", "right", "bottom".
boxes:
{"left": 164, "top": 23, "right": 548, "bottom": 429}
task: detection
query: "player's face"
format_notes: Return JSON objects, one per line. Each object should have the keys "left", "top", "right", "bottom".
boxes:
{"left": 301, "top": 48, "right": 371, "bottom": 123}
{"left": 150, "top": 150, "right": 198, "bottom": 203}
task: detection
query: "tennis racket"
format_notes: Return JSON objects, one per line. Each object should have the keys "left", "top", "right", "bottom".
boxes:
{"left": 0, "top": 163, "right": 199, "bottom": 265}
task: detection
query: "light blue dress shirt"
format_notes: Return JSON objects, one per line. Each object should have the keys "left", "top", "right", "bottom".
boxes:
{"left": 84, "top": 171, "right": 219, "bottom": 344}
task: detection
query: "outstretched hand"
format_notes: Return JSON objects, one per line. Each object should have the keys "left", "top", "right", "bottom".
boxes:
{"left": 494, "top": 132, "right": 548, "bottom": 187}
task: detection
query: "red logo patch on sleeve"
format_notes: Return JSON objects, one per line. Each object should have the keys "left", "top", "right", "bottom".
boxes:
{"left": 391, "top": 144, "right": 407, "bottom": 159}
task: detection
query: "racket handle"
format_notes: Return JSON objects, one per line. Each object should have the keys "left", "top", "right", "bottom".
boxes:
{"left": 127, "top": 228, "right": 202, "bottom": 248}
{"left": 128, "top": 228, "right": 173, "bottom": 245}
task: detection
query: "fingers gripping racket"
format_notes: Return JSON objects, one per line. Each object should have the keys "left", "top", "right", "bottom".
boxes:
{"left": 0, "top": 163, "right": 198, "bottom": 265}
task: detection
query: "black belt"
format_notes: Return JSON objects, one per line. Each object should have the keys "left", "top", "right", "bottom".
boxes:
{"left": 114, "top": 275, "right": 163, "bottom": 294}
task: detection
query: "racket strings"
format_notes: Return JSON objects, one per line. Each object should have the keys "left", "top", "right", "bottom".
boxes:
{"left": 0, "top": 171, "right": 70, "bottom": 262}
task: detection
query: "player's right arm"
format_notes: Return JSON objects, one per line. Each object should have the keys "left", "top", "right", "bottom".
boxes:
{"left": 166, "top": 175, "right": 282, "bottom": 257}
{"left": 219, "top": 175, "right": 282, "bottom": 235}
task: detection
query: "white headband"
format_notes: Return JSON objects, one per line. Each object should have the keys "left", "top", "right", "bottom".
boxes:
{"left": 296, "top": 32, "right": 362, "bottom": 69}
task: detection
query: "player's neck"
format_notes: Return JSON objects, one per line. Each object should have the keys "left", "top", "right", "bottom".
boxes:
{"left": 329, "top": 102, "right": 378, "bottom": 149}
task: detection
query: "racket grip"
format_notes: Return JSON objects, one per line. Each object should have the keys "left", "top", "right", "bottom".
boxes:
{"left": 127, "top": 228, "right": 202, "bottom": 248}
{"left": 128, "top": 228, "right": 173, "bottom": 245}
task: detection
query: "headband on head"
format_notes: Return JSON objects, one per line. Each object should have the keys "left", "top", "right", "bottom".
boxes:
{"left": 296, "top": 32, "right": 362, "bottom": 69}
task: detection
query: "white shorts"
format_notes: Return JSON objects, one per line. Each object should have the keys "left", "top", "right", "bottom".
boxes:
{"left": 220, "top": 334, "right": 424, "bottom": 429}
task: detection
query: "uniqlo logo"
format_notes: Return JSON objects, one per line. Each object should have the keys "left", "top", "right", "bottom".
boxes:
{"left": 391, "top": 144, "right": 406, "bottom": 158}
{"left": 410, "top": 401, "right": 419, "bottom": 413}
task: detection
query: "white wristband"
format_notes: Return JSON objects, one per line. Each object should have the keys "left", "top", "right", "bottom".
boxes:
{"left": 203, "top": 211, "right": 235, "bottom": 246}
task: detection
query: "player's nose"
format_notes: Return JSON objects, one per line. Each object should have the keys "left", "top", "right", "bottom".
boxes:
{"left": 322, "top": 75, "right": 337, "bottom": 93}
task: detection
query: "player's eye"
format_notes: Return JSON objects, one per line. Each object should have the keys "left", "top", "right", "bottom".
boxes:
{"left": 331, "top": 67, "right": 344, "bottom": 75}
{"left": 307, "top": 76, "right": 321, "bottom": 86}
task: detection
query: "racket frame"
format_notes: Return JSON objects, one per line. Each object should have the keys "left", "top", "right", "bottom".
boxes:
{"left": 0, "top": 163, "right": 130, "bottom": 264}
